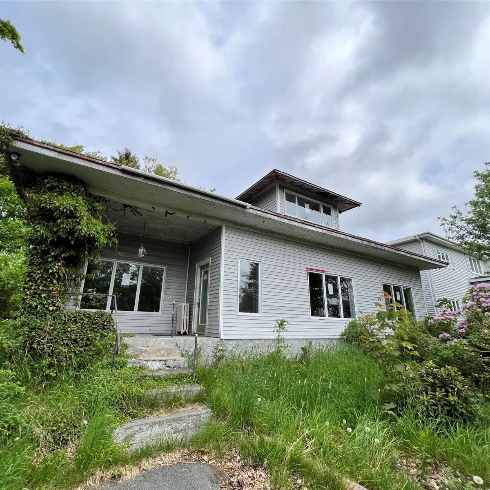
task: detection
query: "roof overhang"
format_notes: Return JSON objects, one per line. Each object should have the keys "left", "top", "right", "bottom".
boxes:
{"left": 388, "top": 232, "right": 467, "bottom": 254}
{"left": 236, "top": 169, "right": 362, "bottom": 213}
{"left": 9, "top": 137, "right": 445, "bottom": 271}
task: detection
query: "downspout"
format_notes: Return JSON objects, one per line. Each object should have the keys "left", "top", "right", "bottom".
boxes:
{"left": 416, "top": 235, "right": 436, "bottom": 315}
{"left": 184, "top": 244, "right": 190, "bottom": 303}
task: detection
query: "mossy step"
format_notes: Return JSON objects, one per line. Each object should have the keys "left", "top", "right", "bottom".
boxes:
{"left": 113, "top": 406, "right": 212, "bottom": 453}
{"left": 143, "top": 368, "right": 193, "bottom": 377}
{"left": 145, "top": 384, "right": 204, "bottom": 400}
{"left": 128, "top": 357, "right": 188, "bottom": 369}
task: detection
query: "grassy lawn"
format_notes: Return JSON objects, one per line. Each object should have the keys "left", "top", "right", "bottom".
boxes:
{"left": 196, "top": 345, "right": 490, "bottom": 490}
{"left": 0, "top": 355, "right": 195, "bottom": 490}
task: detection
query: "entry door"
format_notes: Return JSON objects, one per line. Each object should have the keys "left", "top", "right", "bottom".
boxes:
{"left": 196, "top": 264, "right": 209, "bottom": 335}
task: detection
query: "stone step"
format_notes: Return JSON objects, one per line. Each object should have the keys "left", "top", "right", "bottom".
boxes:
{"left": 126, "top": 346, "right": 181, "bottom": 358}
{"left": 113, "top": 406, "right": 212, "bottom": 453}
{"left": 144, "top": 368, "right": 193, "bottom": 377}
{"left": 145, "top": 384, "right": 204, "bottom": 401}
{"left": 128, "top": 357, "right": 188, "bottom": 370}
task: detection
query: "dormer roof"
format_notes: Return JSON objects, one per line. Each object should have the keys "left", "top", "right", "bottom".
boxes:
{"left": 236, "top": 169, "right": 362, "bottom": 213}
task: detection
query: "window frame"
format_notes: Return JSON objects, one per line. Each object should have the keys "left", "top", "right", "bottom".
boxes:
{"left": 79, "top": 258, "right": 166, "bottom": 313}
{"left": 237, "top": 258, "right": 262, "bottom": 316}
{"left": 468, "top": 256, "right": 484, "bottom": 275}
{"left": 284, "top": 189, "right": 334, "bottom": 227}
{"left": 436, "top": 250, "right": 451, "bottom": 267}
{"left": 382, "top": 283, "right": 415, "bottom": 317}
{"left": 307, "top": 271, "right": 356, "bottom": 319}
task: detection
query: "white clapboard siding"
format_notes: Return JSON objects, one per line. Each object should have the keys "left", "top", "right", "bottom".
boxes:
{"left": 390, "top": 240, "right": 434, "bottom": 316}
{"left": 278, "top": 185, "right": 340, "bottom": 230}
{"left": 188, "top": 227, "right": 222, "bottom": 338}
{"left": 424, "top": 241, "right": 485, "bottom": 306}
{"left": 250, "top": 187, "right": 277, "bottom": 212}
{"left": 100, "top": 233, "right": 189, "bottom": 334}
{"left": 222, "top": 226, "right": 424, "bottom": 339}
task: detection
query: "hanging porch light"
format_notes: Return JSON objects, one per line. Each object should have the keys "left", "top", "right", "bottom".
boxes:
{"left": 138, "top": 221, "right": 147, "bottom": 257}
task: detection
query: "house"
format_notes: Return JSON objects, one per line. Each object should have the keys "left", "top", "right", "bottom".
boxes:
{"left": 9, "top": 136, "right": 446, "bottom": 341}
{"left": 388, "top": 232, "right": 489, "bottom": 315}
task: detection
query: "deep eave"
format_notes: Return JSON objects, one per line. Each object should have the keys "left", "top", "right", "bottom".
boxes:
{"left": 388, "top": 232, "right": 470, "bottom": 254}
{"left": 9, "top": 137, "right": 445, "bottom": 271}
{"left": 236, "top": 169, "right": 362, "bottom": 213}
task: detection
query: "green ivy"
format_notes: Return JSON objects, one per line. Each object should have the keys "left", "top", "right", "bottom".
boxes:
{"left": 0, "top": 124, "right": 118, "bottom": 374}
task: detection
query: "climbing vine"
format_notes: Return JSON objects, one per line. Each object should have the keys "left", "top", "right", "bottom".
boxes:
{"left": 0, "top": 124, "right": 118, "bottom": 372}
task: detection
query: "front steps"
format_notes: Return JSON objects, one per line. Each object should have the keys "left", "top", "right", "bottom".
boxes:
{"left": 125, "top": 337, "right": 193, "bottom": 376}
{"left": 113, "top": 407, "right": 213, "bottom": 453}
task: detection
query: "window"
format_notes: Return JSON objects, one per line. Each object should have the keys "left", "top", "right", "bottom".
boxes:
{"left": 80, "top": 259, "right": 165, "bottom": 312}
{"left": 449, "top": 300, "right": 460, "bottom": 312}
{"left": 436, "top": 250, "right": 450, "bottom": 264}
{"left": 469, "top": 257, "right": 484, "bottom": 275}
{"left": 308, "top": 272, "right": 355, "bottom": 318}
{"left": 285, "top": 191, "right": 333, "bottom": 227}
{"left": 239, "top": 259, "right": 260, "bottom": 314}
{"left": 383, "top": 283, "right": 414, "bottom": 314}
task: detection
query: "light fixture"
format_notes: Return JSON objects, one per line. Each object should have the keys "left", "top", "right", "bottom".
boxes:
{"left": 9, "top": 152, "right": 22, "bottom": 166}
{"left": 138, "top": 221, "right": 147, "bottom": 257}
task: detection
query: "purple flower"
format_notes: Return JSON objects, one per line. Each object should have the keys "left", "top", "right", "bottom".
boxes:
{"left": 439, "top": 332, "right": 451, "bottom": 340}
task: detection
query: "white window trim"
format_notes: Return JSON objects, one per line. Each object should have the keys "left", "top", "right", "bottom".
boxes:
{"left": 237, "top": 257, "right": 262, "bottom": 316}
{"left": 436, "top": 250, "right": 452, "bottom": 268}
{"left": 79, "top": 258, "right": 166, "bottom": 314}
{"left": 383, "top": 283, "right": 416, "bottom": 318}
{"left": 192, "top": 257, "right": 212, "bottom": 334}
{"left": 308, "top": 271, "right": 356, "bottom": 319}
{"left": 283, "top": 189, "right": 334, "bottom": 226}
{"left": 468, "top": 256, "right": 484, "bottom": 275}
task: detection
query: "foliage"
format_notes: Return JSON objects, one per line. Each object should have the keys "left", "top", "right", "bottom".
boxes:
{"left": 412, "top": 362, "right": 480, "bottom": 427}
{"left": 0, "top": 177, "right": 28, "bottom": 253}
{"left": 440, "top": 161, "right": 490, "bottom": 259}
{"left": 0, "top": 252, "right": 26, "bottom": 319}
{"left": 1, "top": 311, "right": 115, "bottom": 373}
{"left": 110, "top": 147, "right": 181, "bottom": 180}
{"left": 0, "top": 19, "right": 24, "bottom": 53}
{"left": 198, "top": 345, "right": 490, "bottom": 489}
{"left": 40, "top": 140, "right": 108, "bottom": 161}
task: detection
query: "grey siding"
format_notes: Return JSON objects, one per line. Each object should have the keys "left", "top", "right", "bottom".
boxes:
{"left": 222, "top": 226, "right": 425, "bottom": 339}
{"left": 99, "top": 233, "right": 189, "bottom": 334}
{"left": 425, "top": 241, "right": 485, "bottom": 308}
{"left": 393, "top": 238, "right": 489, "bottom": 315}
{"left": 278, "top": 185, "right": 340, "bottom": 229}
{"left": 188, "top": 227, "right": 222, "bottom": 338}
{"left": 391, "top": 240, "right": 433, "bottom": 316}
{"left": 250, "top": 187, "right": 277, "bottom": 212}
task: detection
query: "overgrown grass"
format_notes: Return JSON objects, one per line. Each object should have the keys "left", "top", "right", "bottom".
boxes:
{"left": 0, "top": 353, "right": 195, "bottom": 490}
{"left": 196, "top": 345, "right": 490, "bottom": 489}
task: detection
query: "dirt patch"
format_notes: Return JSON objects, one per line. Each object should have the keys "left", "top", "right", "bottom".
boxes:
{"left": 75, "top": 449, "right": 271, "bottom": 490}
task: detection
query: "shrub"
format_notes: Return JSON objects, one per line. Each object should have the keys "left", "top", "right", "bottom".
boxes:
{"left": 411, "top": 362, "right": 480, "bottom": 427}
{"left": 0, "top": 370, "right": 27, "bottom": 442}
{"left": 0, "top": 252, "right": 26, "bottom": 320}
{"left": 1, "top": 310, "right": 114, "bottom": 374}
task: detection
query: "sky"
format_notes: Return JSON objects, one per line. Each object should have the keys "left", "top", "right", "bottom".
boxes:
{"left": 1, "top": 1, "right": 490, "bottom": 243}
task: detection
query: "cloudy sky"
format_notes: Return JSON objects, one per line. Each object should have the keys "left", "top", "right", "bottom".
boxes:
{"left": 1, "top": 1, "right": 490, "bottom": 243}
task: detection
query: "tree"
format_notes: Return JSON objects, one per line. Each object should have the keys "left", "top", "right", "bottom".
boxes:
{"left": 0, "top": 19, "right": 24, "bottom": 53}
{"left": 110, "top": 147, "right": 140, "bottom": 169}
{"left": 440, "top": 162, "right": 490, "bottom": 259}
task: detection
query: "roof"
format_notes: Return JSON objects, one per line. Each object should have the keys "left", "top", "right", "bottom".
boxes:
{"left": 387, "top": 232, "right": 468, "bottom": 254}
{"left": 9, "top": 136, "right": 446, "bottom": 271}
{"left": 236, "top": 169, "right": 362, "bottom": 213}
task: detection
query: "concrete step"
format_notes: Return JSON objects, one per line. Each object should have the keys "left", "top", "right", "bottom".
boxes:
{"left": 113, "top": 406, "right": 212, "bottom": 453}
{"left": 145, "top": 384, "right": 204, "bottom": 401}
{"left": 144, "top": 368, "right": 193, "bottom": 377}
{"left": 128, "top": 357, "right": 188, "bottom": 370}
{"left": 126, "top": 346, "right": 181, "bottom": 358}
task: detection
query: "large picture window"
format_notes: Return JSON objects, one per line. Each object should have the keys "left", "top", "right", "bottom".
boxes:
{"left": 80, "top": 259, "right": 165, "bottom": 312}
{"left": 239, "top": 259, "right": 260, "bottom": 314}
{"left": 308, "top": 272, "right": 355, "bottom": 318}
{"left": 285, "top": 191, "right": 333, "bottom": 227}
{"left": 382, "top": 283, "right": 414, "bottom": 314}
